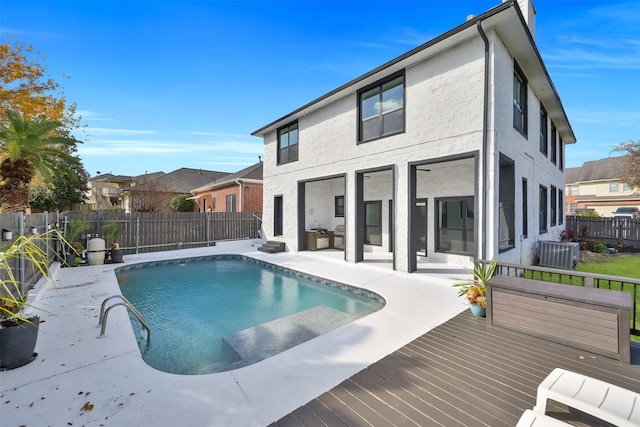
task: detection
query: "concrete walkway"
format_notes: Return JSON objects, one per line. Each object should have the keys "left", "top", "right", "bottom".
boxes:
{"left": 1, "top": 240, "right": 467, "bottom": 427}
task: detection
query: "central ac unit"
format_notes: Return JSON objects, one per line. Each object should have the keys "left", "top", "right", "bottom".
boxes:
{"left": 539, "top": 241, "right": 580, "bottom": 270}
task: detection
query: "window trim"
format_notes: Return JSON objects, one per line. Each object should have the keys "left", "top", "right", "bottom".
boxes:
{"left": 513, "top": 61, "right": 528, "bottom": 136}
{"left": 277, "top": 121, "right": 299, "bottom": 165}
{"left": 357, "top": 70, "right": 405, "bottom": 144}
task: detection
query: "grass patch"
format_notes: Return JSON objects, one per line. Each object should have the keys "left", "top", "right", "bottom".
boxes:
{"left": 575, "top": 253, "right": 640, "bottom": 278}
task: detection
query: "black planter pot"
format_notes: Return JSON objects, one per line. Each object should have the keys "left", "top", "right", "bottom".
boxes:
{"left": 0, "top": 316, "right": 39, "bottom": 370}
{"left": 110, "top": 249, "right": 124, "bottom": 263}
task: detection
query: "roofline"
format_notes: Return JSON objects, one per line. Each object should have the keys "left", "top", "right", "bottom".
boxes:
{"left": 191, "top": 178, "right": 263, "bottom": 194}
{"left": 251, "top": 0, "right": 576, "bottom": 144}
{"left": 507, "top": 0, "right": 576, "bottom": 143}
{"left": 251, "top": 1, "right": 512, "bottom": 137}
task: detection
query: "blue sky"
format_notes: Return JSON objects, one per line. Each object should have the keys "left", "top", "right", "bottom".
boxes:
{"left": 1, "top": 0, "right": 639, "bottom": 177}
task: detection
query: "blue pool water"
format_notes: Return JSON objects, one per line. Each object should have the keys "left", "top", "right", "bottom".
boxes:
{"left": 116, "top": 256, "right": 384, "bottom": 375}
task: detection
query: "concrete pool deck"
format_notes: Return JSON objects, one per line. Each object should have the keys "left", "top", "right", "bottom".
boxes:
{"left": 1, "top": 240, "right": 469, "bottom": 427}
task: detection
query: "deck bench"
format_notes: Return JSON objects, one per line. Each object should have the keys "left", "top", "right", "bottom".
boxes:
{"left": 516, "top": 409, "right": 571, "bottom": 426}
{"left": 486, "top": 275, "right": 632, "bottom": 363}
{"left": 534, "top": 368, "right": 640, "bottom": 427}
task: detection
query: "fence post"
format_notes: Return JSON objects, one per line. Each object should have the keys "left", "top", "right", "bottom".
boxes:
{"left": 18, "top": 212, "right": 25, "bottom": 297}
{"left": 206, "top": 213, "right": 210, "bottom": 247}
{"left": 135, "top": 216, "right": 140, "bottom": 254}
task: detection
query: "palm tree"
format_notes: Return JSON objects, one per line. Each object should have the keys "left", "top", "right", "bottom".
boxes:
{"left": 0, "top": 109, "right": 82, "bottom": 212}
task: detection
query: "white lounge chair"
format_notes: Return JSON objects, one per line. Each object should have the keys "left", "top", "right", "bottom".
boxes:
{"left": 516, "top": 409, "right": 571, "bottom": 426}
{"left": 534, "top": 368, "right": 640, "bottom": 427}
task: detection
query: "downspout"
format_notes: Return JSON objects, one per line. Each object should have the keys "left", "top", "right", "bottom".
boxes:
{"left": 476, "top": 20, "right": 489, "bottom": 262}
{"left": 236, "top": 179, "right": 243, "bottom": 212}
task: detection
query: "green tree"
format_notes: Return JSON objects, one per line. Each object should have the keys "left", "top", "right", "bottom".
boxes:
{"left": 171, "top": 193, "right": 195, "bottom": 212}
{"left": 0, "top": 110, "right": 84, "bottom": 212}
{"left": 611, "top": 140, "right": 640, "bottom": 190}
{"left": 28, "top": 159, "right": 89, "bottom": 211}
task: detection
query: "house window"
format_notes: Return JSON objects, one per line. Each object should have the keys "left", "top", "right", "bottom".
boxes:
{"left": 558, "top": 190, "right": 564, "bottom": 225}
{"left": 522, "top": 178, "right": 528, "bottom": 238}
{"left": 499, "top": 155, "right": 515, "bottom": 252}
{"left": 609, "top": 182, "right": 619, "bottom": 193}
{"left": 364, "top": 201, "right": 382, "bottom": 246}
{"left": 335, "top": 195, "right": 344, "bottom": 217}
{"left": 277, "top": 121, "right": 298, "bottom": 165}
{"left": 539, "top": 185, "right": 548, "bottom": 233}
{"left": 551, "top": 185, "right": 557, "bottom": 226}
{"left": 550, "top": 122, "right": 557, "bottom": 164}
{"left": 274, "top": 196, "right": 283, "bottom": 236}
{"left": 436, "top": 197, "right": 474, "bottom": 255}
{"left": 539, "top": 107, "right": 548, "bottom": 155}
{"left": 623, "top": 183, "right": 632, "bottom": 192}
{"left": 358, "top": 72, "right": 405, "bottom": 143}
{"left": 559, "top": 137, "right": 564, "bottom": 170}
{"left": 212, "top": 197, "right": 216, "bottom": 211}
{"left": 568, "top": 185, "right": 579, "bottom": 196}
{"left": 513, "top": 62, "right": 528, "bottom": 135}
{"left": 226, "top": 194, "right": 237, "bottom": 212}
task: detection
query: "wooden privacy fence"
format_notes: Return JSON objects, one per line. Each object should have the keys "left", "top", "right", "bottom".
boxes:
{"left": 60, "top": 211, "right": 263, "bottom": 254}
{"left": 566, "top": 216, "right": 640, "bottom": 247}
{"left": 0, "top": 211, "right": 262, "bottom": 294}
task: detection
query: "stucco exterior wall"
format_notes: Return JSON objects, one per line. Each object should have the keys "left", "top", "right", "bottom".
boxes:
{"left": 261, "top": 24, "right": 572, "bottom": 270}
{"left": 263, "top": 39, "right": 486, "bottom": 263}
{"left": 490, "top": 32, "right": 567, "bottom": 264}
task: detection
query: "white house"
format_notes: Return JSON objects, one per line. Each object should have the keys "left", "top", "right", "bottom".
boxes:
{"left": 252, "top": 0, "right": 575, "bottom": 272}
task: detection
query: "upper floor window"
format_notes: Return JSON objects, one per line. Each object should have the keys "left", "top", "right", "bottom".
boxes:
{"left": 277, "top": 121, "right": 298, "bottom": 165}
{"left": 559, "top": 137, "right": 564, "bottom": 170}
{"left": 568, "top": 185, "right": 579, "bottom": 196}
{"left": 359, "top": 72, "right": 405, "bottom": 143}
{"left": 513, "top": 62, "right": 528, "bottom": 135}
{"left": 609, "top": 182, "right": 620, "bottom": 193}
{"left": 550, "top": 122, "right": 557, "bottom": 164}
{"left": 623, "top": 183, "right": 632, "bottom": 192}
{"left": 539, "top": 107, "right": 548, "bottom": 155}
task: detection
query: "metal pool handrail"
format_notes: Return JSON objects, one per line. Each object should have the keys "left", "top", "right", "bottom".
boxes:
{"left": 98, "top": 295, "right": 151, "bottom": 343}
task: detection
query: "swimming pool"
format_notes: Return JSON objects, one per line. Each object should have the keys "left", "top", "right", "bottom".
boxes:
{"left": 116, "top": 255, "right": 384, "bottom": 375}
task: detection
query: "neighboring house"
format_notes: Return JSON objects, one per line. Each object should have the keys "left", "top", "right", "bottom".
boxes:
{"left": 252, "top": 0, "right": 575, "bottom": 271}
{"left": 86, "top": 173, "right": 137, "bottom": 210}
{"left": 125, "top": 168, "right": 228, "bottom": 213}
{"left": 190, "top": 162, "right": 263, "bottom": 212}
{"left": 565, "top": 156, "right": 639, "bottom": 217}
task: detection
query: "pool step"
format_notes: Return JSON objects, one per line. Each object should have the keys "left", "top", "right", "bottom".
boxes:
{"left": 223, "top": 305, "right": 353, "bottom": 367}
{"left": 257, "top": 240, "right": 286, "bottom": 254}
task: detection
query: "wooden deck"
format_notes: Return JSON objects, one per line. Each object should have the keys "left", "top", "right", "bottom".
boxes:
{"left": 271, "top": 310, "right": 640, "bottom": 427}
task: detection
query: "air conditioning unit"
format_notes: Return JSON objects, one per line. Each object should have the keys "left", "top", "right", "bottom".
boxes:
{"left": 539, "top": 241, "right": 580, "bottom": 270}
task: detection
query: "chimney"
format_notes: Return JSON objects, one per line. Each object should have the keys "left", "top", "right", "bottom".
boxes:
{"left": 505, "top": 0, "right": 536, "bottom": 38}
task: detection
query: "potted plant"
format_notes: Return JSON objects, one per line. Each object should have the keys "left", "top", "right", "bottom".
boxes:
{"left": 0, "top": 231, "right": 58, "bottom": 369}
{"left": 452, "top": 258, "right": 498, "bottom": 317}
{"left": 62, "top": 219, "right": 86, "bottom": 267}
{"left": 102, "top": 221, "right": 123, "bottom": 263}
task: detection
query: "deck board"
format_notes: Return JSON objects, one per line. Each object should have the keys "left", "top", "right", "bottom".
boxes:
{"left": 273, "top": 310, "right": 640, "bottom": 426}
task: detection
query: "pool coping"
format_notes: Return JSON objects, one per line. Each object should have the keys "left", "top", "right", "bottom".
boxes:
{"left": 0, "top": 240, "right": 469, "bottom": 427}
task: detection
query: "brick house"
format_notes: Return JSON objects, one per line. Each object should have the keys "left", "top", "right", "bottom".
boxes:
{"left": 191, "top": 162, "right": 263, "bottom": 212}
{"left": 252, "top": 0, "right": 575, "bottom": 270}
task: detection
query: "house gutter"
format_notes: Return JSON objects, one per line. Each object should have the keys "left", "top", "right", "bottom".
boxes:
{"left": 236, "top": 179, "right": 243, "bottom": 211}
{"left": 476, "top": 19, "right": 490, "bottom": 262}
